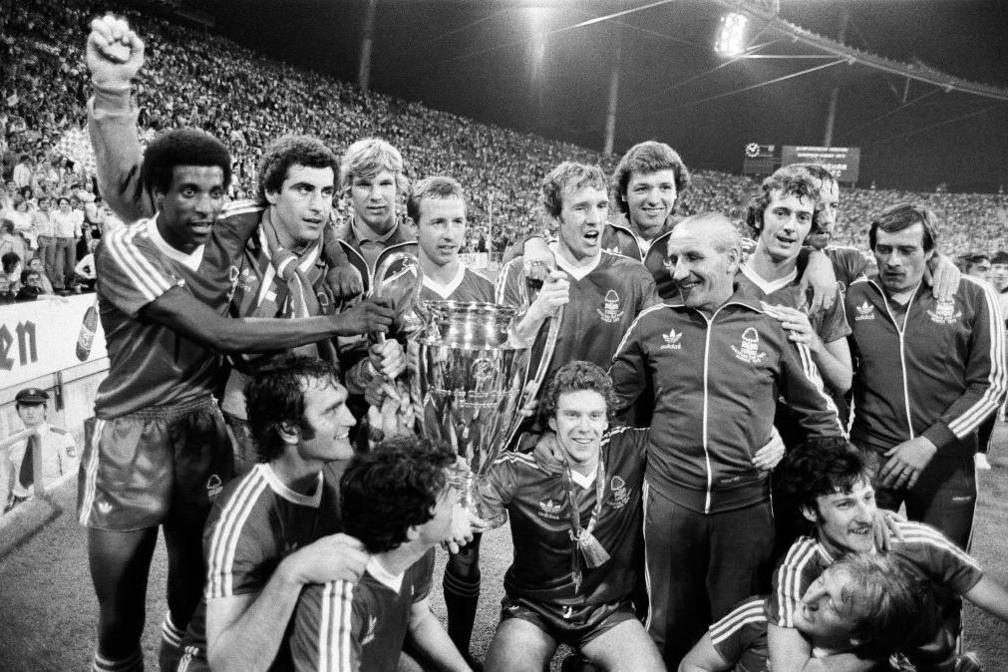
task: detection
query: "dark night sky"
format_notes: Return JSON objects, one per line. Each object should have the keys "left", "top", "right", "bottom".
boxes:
{"left": 188, "top": 0, "right": 1008, "bottom": 192}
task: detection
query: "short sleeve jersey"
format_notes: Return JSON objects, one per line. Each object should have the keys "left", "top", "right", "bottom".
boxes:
{"left": 825, "top": 246, "right": 873, "bottom": 291}
{"left": 496, "top": 248, "right": 660, "bottom": 381}
{"left": 290, "top": 549, "right": 436, "bottom": 672}
{"left": 768, "top": 523, "right": 983, "bottom": 668}
{"left": 93, "top": 211, "right": 253, "bottom": 417}
{"left": 478, "top": 426, "right": 648, "bottom": 608}
{"left": 181, "top": 464, "right": 341, "bottom": 670}
{"left": 736, "top": 264, "right": 851, "bottom": 344}
{"left": 708, "top": 596, "right": 769, "bottom": 672}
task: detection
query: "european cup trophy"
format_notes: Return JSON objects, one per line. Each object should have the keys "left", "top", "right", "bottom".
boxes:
{"left": 373, "top": 252, "right": 561, "bottom": 527}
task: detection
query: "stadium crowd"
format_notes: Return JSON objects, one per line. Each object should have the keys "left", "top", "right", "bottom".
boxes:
{"left": 3, "top": 3, "right": 1008, "bottom": 672}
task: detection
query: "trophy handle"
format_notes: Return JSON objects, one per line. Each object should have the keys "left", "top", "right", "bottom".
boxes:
{"left": 370, "top": 250, "right": 423, "bottom": 343}
{"left": 499, "top": 304, "right": 564, "bottom": 453}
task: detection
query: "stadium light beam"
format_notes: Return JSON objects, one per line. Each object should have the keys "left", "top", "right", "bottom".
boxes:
{"left": 715, "top": 13, "right": 749, "bottom": 57}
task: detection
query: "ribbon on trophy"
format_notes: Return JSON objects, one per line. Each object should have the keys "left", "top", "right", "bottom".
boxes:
{"left": 561, "top": 457, "right": 610, "bottom": 594}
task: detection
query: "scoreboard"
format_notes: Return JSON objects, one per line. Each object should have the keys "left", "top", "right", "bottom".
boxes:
{"left": 781, "top": 146, "right": 861, "bottom": 184}
{"left": 742, "top": 143, "right": 778, "bottom": 178}
{"left": 743, "top": 144, "right": 862, "bottom": 185}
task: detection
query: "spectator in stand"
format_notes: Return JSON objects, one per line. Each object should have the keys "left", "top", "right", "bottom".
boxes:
{"left": 26, "top": 255, "right": 54, "bottom": 294}
{"left": 50, "top": 195, "right": 82, "bottom": 290}
{"left": 16, "top": 268, "right": 44, "bottom": 301}
{"left": 0, "top": 219, "right": 28, "bottom": 265}
{"left": 71, "top": 239, "right": 98, "bottom": 293}
{"left": 31, "top": 196, "right": 56, "bottom": 284}
{"left": 0, "top": 272, "right": 16, "bottom": 304}
{"left": 0, "top": 388, "right": 77, "bottom": 513}
{"left": 1, "top": 251, "right": 22, "bottom": 294}
{"left": 9, "top": 196, "right": 38, "bottom": 252}
{"left": 12, "top": 154, "right": 33, "bottom": 189}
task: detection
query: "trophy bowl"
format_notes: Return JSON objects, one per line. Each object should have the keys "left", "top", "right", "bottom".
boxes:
{"left": 414, "top": 300, "right": 541, "bottom": 528}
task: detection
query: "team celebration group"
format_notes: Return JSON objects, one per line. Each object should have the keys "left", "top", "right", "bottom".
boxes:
{"left": 67, "top": 13, "right": 1008, "bottom": 672}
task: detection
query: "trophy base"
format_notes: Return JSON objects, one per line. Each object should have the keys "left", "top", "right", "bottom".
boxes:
{"left": 459, "top": 472, "right": 508, "bottom": 529}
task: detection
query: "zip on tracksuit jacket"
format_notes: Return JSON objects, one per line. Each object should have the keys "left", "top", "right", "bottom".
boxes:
{"left": 845, "top": 275, "right": 1007, "bottom": 457}
{"left": 610, "top": 291, "right": 844, "bottom": 514}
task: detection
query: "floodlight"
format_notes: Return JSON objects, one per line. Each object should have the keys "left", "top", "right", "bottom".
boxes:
{"left": 715, "top": 12, "right": 749, "bottom": 57}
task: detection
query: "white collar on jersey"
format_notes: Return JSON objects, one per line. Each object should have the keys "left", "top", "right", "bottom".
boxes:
{"left": 569, "top": 467, "right": 598, "bottom": 490}
{"left": 549, "top": 242, "right": 601, "bottom": 281}
{"left": 260, "top": 464, "right": 323, "bottom": 508}
{"left": 366, "top": 556, "right": 405, "bottom": 594}
{"left": 146, "top": 215, "right": 205, "bottom": 272}
{"left": 740, "top": 262, "right": 797, "bottom": 296}
{"left": 423, "top": 262, "right": 467, "bottom": 299}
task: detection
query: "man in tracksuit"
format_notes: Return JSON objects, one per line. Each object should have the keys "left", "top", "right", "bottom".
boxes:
{"left": 609, "top": 212, "right": 844, "bottom": 667}
{"left": 844, "top": 203, "right": 1007, "bottom": 550}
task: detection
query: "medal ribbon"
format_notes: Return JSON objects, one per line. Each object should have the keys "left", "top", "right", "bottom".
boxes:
{"left": 562, "top": 457, "right": 611, "bottom": 594}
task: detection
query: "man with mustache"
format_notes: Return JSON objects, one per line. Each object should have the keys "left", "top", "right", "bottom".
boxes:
{"left": 843, "top": 204, "right": 1006, "bottom": 550}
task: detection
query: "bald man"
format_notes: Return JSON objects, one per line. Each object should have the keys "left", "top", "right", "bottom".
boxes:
{"left": 609, "top": 213, "right": 844, "bottom": 666}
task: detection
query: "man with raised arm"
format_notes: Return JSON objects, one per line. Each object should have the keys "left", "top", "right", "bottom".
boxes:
{"left": 82, "top": 18, "right": 395, "bottom": 672}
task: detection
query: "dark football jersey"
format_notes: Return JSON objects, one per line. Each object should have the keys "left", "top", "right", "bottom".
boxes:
{"left": 182, "top": 463, "right": 341, "bottom": 671}
{"left": 94, "top": 209, "right": 255, "bottom": 417}
{"left": 496, "top": 247, "right": 660, "bottom": 382}
{"left": 479, "top": 426, "right": 647, "bottom": 608}
{"left": 290, "top": 549, "right": 435, "bottom": 672}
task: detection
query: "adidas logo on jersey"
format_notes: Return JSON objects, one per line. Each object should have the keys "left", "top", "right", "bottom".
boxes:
{"left": 660, "top": 328, "right": 682, "bottom": 350}
{"left": 854, "top": 301, "right": 875, "bottom": 321}
{"left": 97, "top": 501, "right": 113, "bottom": 515}
{"left": 537, "top": 498, "right": 563, "bottom": 520}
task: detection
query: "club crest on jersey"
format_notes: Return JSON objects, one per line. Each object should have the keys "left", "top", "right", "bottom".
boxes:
{"left": 596, "top": 289, "right": 625, "bottom": 323}
{"left": 206, "top": 474, "right": 223, "bottom": 500}
{"left": 660, "top": 328, "right": 682, "bottom": 350}
{"left": 608, "top": 475, "right": 630, "bottom": 509}
{"left": 730, "top": 327, "right": 766, "bottom": 365}
{"left": 926, "top": 298, "right": 961, "bottom": 325}
{"left": 226, "top": 265, "right": 241, "bottom": 302}
{"left": 538, "top": 498, "right": 564, "bottom": 520}
{"left": 854, "top": 300, "right": 875, "bottom": 321}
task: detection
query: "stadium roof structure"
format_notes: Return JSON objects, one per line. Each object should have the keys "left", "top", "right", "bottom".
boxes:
{"left": 717, "top": 0, "right": 1008, "bottom": 102}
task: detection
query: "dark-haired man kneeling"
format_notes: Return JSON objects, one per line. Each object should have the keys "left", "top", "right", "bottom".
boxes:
{"left": 290, "top": 437, "right": 472, "bottom": 672}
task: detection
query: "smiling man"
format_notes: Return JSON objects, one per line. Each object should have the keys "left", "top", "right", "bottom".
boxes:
{"left": 176, "top": 356, "right": 369, "bottom": 672}
{"left": 843, "top": 204, "right": 1006, "bottom": 551}
{"left": 478, "top": 361, "right": 664, "bottom": 672}
{"left": 768, "top": 439, "right": 1008, "bottom": 672}
{"left": 609, "top": 213, "right": 843, "bottom": 667}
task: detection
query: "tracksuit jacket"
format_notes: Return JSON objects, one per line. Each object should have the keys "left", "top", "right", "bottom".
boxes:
{"left": 610, "top": 291, "right": 844, "bottom": 514}
{"left": 845, "top": 275, "right": 1007, "bottom": 457}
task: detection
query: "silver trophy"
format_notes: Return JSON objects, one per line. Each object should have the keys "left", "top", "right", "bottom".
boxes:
{"left": 373, "top": 252, "right": 561, "bottom": 527}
